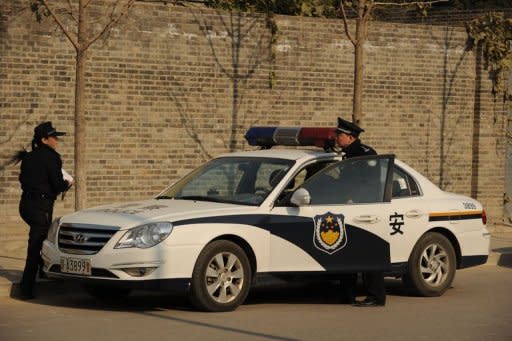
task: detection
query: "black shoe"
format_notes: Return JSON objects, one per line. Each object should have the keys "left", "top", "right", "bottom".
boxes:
{"left": 12, "top": 287, "right": 35, "bottom": 301}
{"left": 18, "top": 291, "right": 35, "bottom": 300}
{"left": 353, "top": 297, "right": 385, "bottom": 307}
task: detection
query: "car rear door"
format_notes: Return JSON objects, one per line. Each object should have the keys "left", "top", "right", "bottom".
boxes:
{"left": 386, "top": 164, "right": 430, "bottom": 266}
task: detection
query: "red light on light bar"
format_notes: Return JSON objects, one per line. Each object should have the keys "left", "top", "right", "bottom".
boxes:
{"left": 299, "top": 128, "right": 337, "bottom": 147}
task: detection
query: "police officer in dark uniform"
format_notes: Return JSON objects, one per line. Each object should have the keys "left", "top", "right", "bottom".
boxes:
{"left": 336, "top": 117, "right": 376, "bottom": 158}
{"left": 336, "top": 117, "right": 386, "bottom": 307}
{"left": 12, "top": 122, "right": 71, "bottom": 299}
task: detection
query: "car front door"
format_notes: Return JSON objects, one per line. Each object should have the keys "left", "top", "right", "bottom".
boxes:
{"left": 268, "top": 155, "right": 395, "bottom": 274}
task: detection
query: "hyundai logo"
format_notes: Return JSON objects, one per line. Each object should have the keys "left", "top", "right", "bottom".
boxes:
{"left": 73, "top": 233, "right": 88, "bottom": 243}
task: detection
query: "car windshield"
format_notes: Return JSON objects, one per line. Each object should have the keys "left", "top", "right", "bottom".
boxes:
{"left": 156, "top": 157, "right": 295, "bottom": 206}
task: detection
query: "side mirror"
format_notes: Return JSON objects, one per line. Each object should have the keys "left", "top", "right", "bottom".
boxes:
{"left": 290, "top": 188, "right": 311, "bottom": 206}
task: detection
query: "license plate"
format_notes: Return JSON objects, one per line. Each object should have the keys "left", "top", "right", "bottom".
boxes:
{"left": 60, "top": 257, "right": 91, "bottom": 276}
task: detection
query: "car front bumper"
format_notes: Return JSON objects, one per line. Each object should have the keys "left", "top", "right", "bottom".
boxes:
{"left": 41, "top": 239, "right": 203, "bottom": 288}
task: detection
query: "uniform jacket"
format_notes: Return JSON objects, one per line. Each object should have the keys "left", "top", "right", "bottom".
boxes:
{"left": 342, "top": 139, "right": 377, "bottom": 159}
{"left": 19, "top": 145, "right": 69, "bottom": 201}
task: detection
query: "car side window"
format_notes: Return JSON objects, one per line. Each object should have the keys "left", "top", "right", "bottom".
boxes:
{"left": 289, "top": 161, "right": 336, "bottom": 191}
{"left": 392, "top": 166, "right": 420, "bottom": 198}
{"left": 302, "top": 157, "right": 391, "bottom": 205}
{"left": 275, "top": 161, "right": 336, "bottom": 206}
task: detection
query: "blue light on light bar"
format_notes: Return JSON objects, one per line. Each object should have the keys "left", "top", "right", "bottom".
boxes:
{"left": 245, "top": 127, "right": 276, "bottom": 147}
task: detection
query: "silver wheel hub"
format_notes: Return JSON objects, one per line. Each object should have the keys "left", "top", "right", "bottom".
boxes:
{"left": 420, "top": 243, "right": 449, "bottom": 287}
{"left": 205, "top": 252, "right": 244, "bottom": 304}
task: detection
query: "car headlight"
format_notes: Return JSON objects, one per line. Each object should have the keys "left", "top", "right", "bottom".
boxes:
{"left": 47, "top": 217, "right": 61, "bottom": 244}
{"left": 115, "top": 222, "right": 173, "bottom": 249}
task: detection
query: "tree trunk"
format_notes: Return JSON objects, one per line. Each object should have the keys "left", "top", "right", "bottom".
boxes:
{"left": 74, "top": 0, "right": 88, "bottom": 210}
{"left": 470, "top": 42, "right": 483, "bottom": 198}
{"left": 352, "top": 0, "right": 367, "bottom": 126}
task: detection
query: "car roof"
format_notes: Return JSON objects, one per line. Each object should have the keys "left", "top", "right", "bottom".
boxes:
{"left": 218, "top": 148, "right": 339, "bottom": 162}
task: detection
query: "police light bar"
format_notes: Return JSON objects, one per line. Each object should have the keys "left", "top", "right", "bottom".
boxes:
{"left": 244, "top": 126, "right": 337, "bottom": 150}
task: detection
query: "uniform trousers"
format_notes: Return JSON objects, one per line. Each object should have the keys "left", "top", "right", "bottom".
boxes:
{"left": 340, "top": 272, "right": 386, "bottom": 304}
{"left": 19, "top": 193, "right": 54, "bottom": 295}
{"left": 362, "top": 271, "right": 386, "bottom": 303}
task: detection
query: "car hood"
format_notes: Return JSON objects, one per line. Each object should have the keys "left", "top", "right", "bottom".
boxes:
{"left": 59, "top": 199, "right": 253, "bottom": 230}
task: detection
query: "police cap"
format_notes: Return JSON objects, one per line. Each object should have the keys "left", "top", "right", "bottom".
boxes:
{"left": 34, "top": 121, "right": 66, "bottom": 139}
{"left": 336, "top": 117, "right": 364, "bottom": 137}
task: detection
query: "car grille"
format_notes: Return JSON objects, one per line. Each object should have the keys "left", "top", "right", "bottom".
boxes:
{"left": 58, "top": 223, "right": 120, "bottom": 255}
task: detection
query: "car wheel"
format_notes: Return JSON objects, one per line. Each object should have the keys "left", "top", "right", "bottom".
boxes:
{"left": 190, "top": 240, "right": 252, "bottom": 312}
{"left": 83, "top": 284, "right": 132, "bottom": 302}
{"left": 404, "top": 232, "right": 456, "bottom": 297}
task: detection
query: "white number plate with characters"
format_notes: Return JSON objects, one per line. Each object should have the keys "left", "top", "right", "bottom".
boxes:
{"left": 60, "top": 257, "right": 91, "bottom": 276}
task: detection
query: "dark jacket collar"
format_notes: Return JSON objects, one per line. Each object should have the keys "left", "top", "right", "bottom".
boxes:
{"left": 342, "top": 139, "right": 362, "bottom": 158}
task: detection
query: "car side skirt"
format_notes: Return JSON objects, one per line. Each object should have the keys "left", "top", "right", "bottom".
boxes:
{"left": 371, "top": 255, "right": 489, "bottom": 277}
{"left": 459, "top": 255, "right": 488, "bottom": 269}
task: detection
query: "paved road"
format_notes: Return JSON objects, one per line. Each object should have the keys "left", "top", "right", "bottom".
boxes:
{"left": 0, "top": 265, "right": 511, "bottom": 341}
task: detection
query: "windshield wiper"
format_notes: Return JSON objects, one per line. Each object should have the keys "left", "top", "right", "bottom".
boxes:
{"left": 155, "top": 195, "right": 173, "bottom": 200}
{"left": 177, "top": 195, "right": 226, "bottom": 203}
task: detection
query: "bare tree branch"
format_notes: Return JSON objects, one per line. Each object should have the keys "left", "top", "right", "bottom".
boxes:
{"left": 65, "top": 0, "right": 78, "bottom": 24}
{"left": 84, "top": 0, "right": 135, "bottom": 51}
{"left": 372, "top": 0, "right": 448, "bottom": 7}
{"left": 338, "top": 3, "right": 356, "bottom": 46}
{"left": 364, "top": 1, "right": 374, "bottom": 20}
{"left": 40, "top": 0, "right": 79, "bottom": 50}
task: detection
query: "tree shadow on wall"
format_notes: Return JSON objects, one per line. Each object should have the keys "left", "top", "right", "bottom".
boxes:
{"left": 168, "top": 85, "right": 214, "bottom": 161}
{"left": 0, "top": 119, "right": 31, "bottom": 173}
{"left": 0, "top": 5, "right": 28, "bottom": 173}
{"left": 428, "top": 26, "right": 469, "bottom": 191}
{"left": 0, "top": 112, "right": 50, "bottom": 174}
{"left": 168, "top": 7, "right": 273, "bottom": 154}
{"left": 0, "top": 5, "right": 53, "bottom": 174}
{"left": 468, "top": 40, "right": 507, "bottom": 200}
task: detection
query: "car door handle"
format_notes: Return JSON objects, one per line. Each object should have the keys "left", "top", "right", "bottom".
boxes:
{"left": 406, "top": 209, "right": 423, "bottom": 218}
{"left": 354, "top": 215, "right": 380, "bottom": 224}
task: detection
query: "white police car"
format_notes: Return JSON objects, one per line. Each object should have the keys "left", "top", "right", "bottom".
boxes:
{"left": 42, "top": 127, "right": 490, "bottom": 311}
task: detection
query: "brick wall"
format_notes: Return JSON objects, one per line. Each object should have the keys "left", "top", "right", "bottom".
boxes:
{"left": 0, "top": 1, "right": 508, "bottom": 226}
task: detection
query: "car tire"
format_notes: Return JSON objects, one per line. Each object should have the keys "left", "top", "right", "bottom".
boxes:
{"left": 190, "top": 240, "right": 252, "bottom": 312}
{"left": 83, "top": 284, "right": 132, "bottom": 302}
{"left": 404, "top": 232, "right": 456, "bottom": 297}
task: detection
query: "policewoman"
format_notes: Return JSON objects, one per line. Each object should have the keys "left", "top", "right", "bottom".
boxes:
{"left": 13, "top": 122, "right": 72, "bottom": 299}
{"left": 336, "top": 117, "right": 386, "bottom": 307}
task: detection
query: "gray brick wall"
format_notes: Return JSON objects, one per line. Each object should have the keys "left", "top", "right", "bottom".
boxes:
{"left": 0, "top": 1, "right": 507, "bottom": 226}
